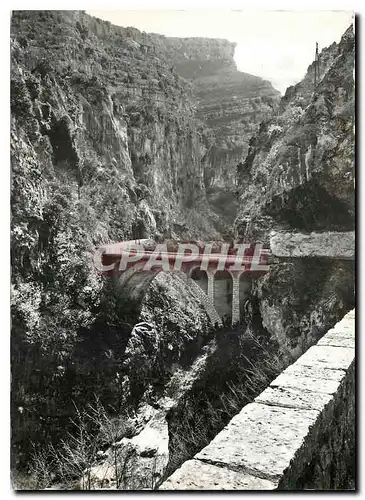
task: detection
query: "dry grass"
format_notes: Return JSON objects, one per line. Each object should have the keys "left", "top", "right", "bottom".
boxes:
{"left": 165, "top": 332, "right": 285, "bottom": 478}
{"left": 16, "top": 398, "right": 133, "bottom": 490}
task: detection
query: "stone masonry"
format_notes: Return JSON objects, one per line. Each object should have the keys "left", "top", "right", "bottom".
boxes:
{"left": 159, "top": 309, "right": 355, "bottom": 490}
{"left": 270, "top": 231, "right": 355, "bottom": 260}
{"left": 231, "top": 272, "right": 242, "bottom": 325}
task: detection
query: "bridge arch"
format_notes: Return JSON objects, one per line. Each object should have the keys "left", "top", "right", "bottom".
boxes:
{"left": 189, "top": 267, "right": 208, "bottom": 295}
{"left": 213, "top": 270, "right": 233, "bottom": 324}
{"left": 116, "top": 266, "right": 252, "bottom": 327}
{"left": 116, "top": 267, "right": 222, "bottom": 327}
{"left": 239, "top": 274, "right": 253, "bottom": 324}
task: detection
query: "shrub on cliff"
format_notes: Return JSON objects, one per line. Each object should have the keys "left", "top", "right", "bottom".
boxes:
{"left": 11, "top": 75, "right": 33, "bottom": 120}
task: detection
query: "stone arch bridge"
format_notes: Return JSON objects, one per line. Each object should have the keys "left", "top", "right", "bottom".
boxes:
{"left": 95, "top": 232, "right": 354, "bottom": 326}
{"left": 96, "top": 238, "right": 269, "bottom": 326}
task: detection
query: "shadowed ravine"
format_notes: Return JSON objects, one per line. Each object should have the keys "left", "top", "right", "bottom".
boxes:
{"left": 11, "top": 11, "right": 354, "bottom": 491}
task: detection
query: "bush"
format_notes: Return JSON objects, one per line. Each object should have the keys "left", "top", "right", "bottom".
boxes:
{"left": 26, "top": 399, "right": 133, "bottom": 490}
{"left": 11, "top": 77, "right": 33, "bottom": 119}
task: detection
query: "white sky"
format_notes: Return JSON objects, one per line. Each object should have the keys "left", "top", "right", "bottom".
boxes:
{"left": 88, "top": 10, "right": 353, "bottom": 93}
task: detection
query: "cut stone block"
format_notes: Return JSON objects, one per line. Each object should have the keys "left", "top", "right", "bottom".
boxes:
{"left": 278, "top": 363, "right": 346, "bottom": 382}
{"left": 195, "top": 403, "right": 318, "bottom": 481}
{"left": 317, "top": 336, "right": 355, "bottom": 348}
{"left": 270, "top": 372, "right": 341, "bottom": 395}
{"left": 255, "top": 386, "right": 333, "bottom": 411}
{"left": 269, "top": 231, "right": 355, "bottom": 259}
{"left": 295, "top": 345, "right": 354, "bottom": 371}
{"left": 326, "top": 326, "right": 355, "bottom": 339}
{"left": 159, "top": 459, "right": 276, "bottom": 490}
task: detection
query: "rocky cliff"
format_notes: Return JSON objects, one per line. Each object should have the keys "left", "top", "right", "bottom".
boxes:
{"left": 11, "top": 10, "right": 279, "bottom": 484}
{"left": 152, "top": 36, "right": 280, "bottom": 230}
{"left": 157, "top": 37, "right": 280, "bottom": 188}
{"left": 234, "top": 25, "right": 355, "bottom": 358}
{"left": 236, "top": 26, "right": 354, "bottom": 238}
{"left": 11, "top": 10, "right": 222, "bottom": 245}
{"left": 11, "top": 9, "right": 218, "bottom": 478}
{"left": 10, "top": 10, "right": 355, "bottom": 491}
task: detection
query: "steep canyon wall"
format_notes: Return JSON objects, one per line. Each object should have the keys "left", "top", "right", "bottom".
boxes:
{"left": 10, "top": 11, "right": 355, "bottom": 490}
{"left": 234, "top": 25, "right": 355, "bottom": 359}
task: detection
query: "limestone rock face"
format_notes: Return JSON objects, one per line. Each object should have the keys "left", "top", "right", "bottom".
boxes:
{"left": 11, "top": 10, "right": 221, "bottom": 242}
{"left": 234, "top": 25, "right": 355, "bottom": 358}
{"left": 235, "top": 25, "right": 355, "bottom": 239}
{"left": 158, "top": 37, "right": 281, "bottom": 190}
{"left": 11, "top": 11, "right": 355, "bottom": 491}
{"left": 10, "top": 10, "right": 226, "bottom": 481}
{"left": 153, "top": 36, "right": 280, "bottom": 231}
{"left": 123, "top": 272, "right": 213, "bottom": 399}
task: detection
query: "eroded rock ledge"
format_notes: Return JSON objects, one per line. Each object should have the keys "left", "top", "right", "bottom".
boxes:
{"left": 270, "top": 230, "right": 355, "bottom": 260}
{"left": 159, "top": 309, "right": 355, "bottom": 490}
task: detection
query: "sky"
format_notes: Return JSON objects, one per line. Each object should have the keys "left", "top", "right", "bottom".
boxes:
{"left": 87, "top": 9, "right": 353, "bottom": 93}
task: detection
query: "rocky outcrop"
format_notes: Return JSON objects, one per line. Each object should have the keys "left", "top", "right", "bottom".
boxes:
{"left": 11, "top": 11, "right": 355, "bottom": 491}
{"left": 235, "top": 26, "right": 355, "bottom": 239}
{"left": 123, "top": 272, "right": 215, "bottom": 401}
{"left": 234, "top": 25, "right": 355, "bottom": 358}
{"left": 150, "top": 36, "right": 280, "bottom": 231}
{"left": 12, "top": 10, "right": 277, "bottom": 482}
{"left": 11, "top": 10, "right": 224, "bottom": 478}
{"left": 157, "top": 37, "right": 280, "bottom": 190}
{"left": 11, "top": 10, "right": 221, "bottom": 244}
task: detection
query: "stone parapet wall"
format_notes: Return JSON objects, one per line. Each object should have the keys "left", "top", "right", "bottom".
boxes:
{"left": 270, "top": 231, "right": 355, "bottom": 260}
{"left": 159, "top": 309, "right": 355, "bottom": 490}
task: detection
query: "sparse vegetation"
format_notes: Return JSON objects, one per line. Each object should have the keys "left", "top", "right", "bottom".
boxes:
{"left": 10, "top": 10, "right": 355, "bottom": 492}
{"left": 165, "top": 330, "right": 285, "bottom": 479}
{"left": 15, "top": 398, "right": 133, "bottom": 490}
{"left": 10, "top": 9, "right": 217, "bottom": 480}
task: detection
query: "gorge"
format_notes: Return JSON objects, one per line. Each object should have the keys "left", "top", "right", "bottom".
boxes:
{"left": 10, "top": 11, "right": 355, "bottom": 490}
